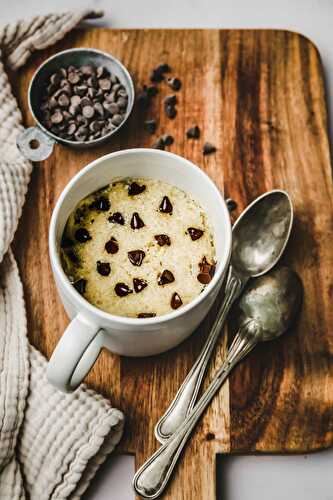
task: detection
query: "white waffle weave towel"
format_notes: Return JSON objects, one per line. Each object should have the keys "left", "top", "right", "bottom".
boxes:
{"left": 0, "top": 10, "right": 124, "bottom": 500}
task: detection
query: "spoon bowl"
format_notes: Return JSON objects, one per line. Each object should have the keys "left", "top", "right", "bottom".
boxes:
{"left": 232, "top": 190, "right": 293, "bottom": 277}
{"left": 237, "top": 266, "right": 303, "bottom": 341}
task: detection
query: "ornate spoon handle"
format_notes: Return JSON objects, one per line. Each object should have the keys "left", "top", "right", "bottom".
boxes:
{"left": 154, "top": 266, "right": 246, "bottom": 443}
{"left": 133, "top": 321, "right": 259, "bottom": 499}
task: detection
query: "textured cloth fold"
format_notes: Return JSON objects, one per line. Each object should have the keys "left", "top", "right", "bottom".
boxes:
{"left": 0, "top": 10, "right": 125, "bottom": 500}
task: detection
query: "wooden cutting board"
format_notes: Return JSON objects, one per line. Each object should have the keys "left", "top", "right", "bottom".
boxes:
{"left": 13, "top": 29, "right": 333, "bottom": 499}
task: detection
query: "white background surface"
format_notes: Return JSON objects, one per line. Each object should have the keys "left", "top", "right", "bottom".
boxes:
{"left": 4, "top": 1, "right": 333, "bottom": 499}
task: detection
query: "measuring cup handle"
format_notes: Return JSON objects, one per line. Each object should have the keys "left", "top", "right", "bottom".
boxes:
{"left": 17, "top": 126, "right": 55, "bottom": 161}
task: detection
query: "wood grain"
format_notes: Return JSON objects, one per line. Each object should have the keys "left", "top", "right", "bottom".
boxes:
{"left": 13, "top": 29, "right": 333, "bottom": 499}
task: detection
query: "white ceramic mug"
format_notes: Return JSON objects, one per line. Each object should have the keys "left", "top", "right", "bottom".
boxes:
{"left": 47, "top": 149, "right": 232, "bottom": 392}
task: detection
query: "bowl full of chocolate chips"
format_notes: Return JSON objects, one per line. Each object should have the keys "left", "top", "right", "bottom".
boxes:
{"left": 17, "top": 48, "right": 135, "bottom": 161}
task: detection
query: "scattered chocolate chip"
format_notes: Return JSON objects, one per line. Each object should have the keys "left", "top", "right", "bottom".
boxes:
{"left": 158, "top": 269, "right": 175, "bottom": 285}
{"left": 137, "top": 312, "right": 156, "bottom": 318}
{"left": 131, "top": 212, "right": 145, "bottom": 229}
{"left": 157, "top": 63, "right": 171, "bottom": 74}
{"left": 89, "top": 196, "right": 110, "bottom": 211}
{"left": 164, "top": 95, "right": 177, "bottom": 107}
{"left": 150, "top": 68, "right": 164, "bottom": 83}
{"left": 167, "top": 77, "right": 181, "bottom": 91}
{"left": 161, "top": 134, "right": 174, "bottom": 146}
{"left": 159, "top": 196, "right": 173, "bottom": 214}
{"left": 203, "top": 142, "right": 217, "bottom": 155}
{"left": 105, "top": 237, "right": 119, "bottom": 254}
{"left": 133, "top": 278, "right": 148, "bottom": 293}
{"left": 128, "top": 182, "right": 146, "bottom": 196}
{"left": 137, "top": 92, "right": 150, "bottom": 109}
{"left": 144, "top": 119, "right": 157, "bottom": 134}
{"left": 152, "top": 138, "right": 165, "bottom": 150}
{"left": 115, "top": 282, "right": 133, "bottom": 297}
{"left": 147, "top": 85, "right": 158, "bottom": 97}
{"left": 226, "top": 198, "right": 237, "bottom": 212}
{"left": 73, "top": 278, "right": 86, "bottom": 294}
{"left": 128, "top": 250, "right": 145, "bottom": 266}
{"left": 108, "top": 212, "right": 125, "bottom": 225}
{"left": 96, "top": 261, "right": 111, "bottom": 276}
{"left": 188, "top": 227, "right": 204, "bottom": 241}
{"left": 75, "top": 227, "right": 91, "bottom": 243}
{"left": 171, "top": 292, "right": 183, "bottom": 309}
{"left": 154, "top": 234, "right": 171, "bottom": 246}
{"left": 165, "top": 104, "right": 177, "bottom": 119}
{"left": 186, "top": 125, "right": 200, "bottom": 139}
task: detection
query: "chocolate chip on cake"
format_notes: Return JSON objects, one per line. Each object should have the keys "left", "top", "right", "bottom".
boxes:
{"left": 154, "top": 234, "right": 171, "bottom": 246}
{"left": 159, "top": 196, "right": 173, "bottom": 214}
{"left": 171, "top": 292, "right": 183, "bottom": 309}
{"left": 115, "top": 282, "right": 133, "bottom": 297}
{"left": 188, "top": 227, "right": 204, "bottom": 241}
{"left": 75, "top": 227, "right": 91, "bottom": 243}
{"left": 203, "top": 142, "right": 217, "bottom": 155}
{"left": 131, "top": 212, "right": 145, "bottom": 229}
{"left": 133, "top": 278, "right": 148, "bottom": 293}
{"left": 137, "top": 312, "right": 156, "bottom": 318}
{"left": 61, "top": 235, "right": 74, "bottom": 248}
{"left": 108, "top": 212, "right": 125, "bottom": 225}
{"left": 128, "top": 182, "right": 146, "bottom": 196}
{"left": 128, "top": 250, "right": 145, "bottom": 266}
{"left": 158, "top": 269, "right": 175, "bottom": 285}
{"left": 186, "top": 125, "right": 200, "bottom": 139}
{"left": 89, "top": 196, "right": 110, "bottom": 211}
{"left": 96, "top": 261, "right": 111, "bottom": 276}
{"left": 197, "top": 256, "right": 216, "bottom": 284}
{"left": 105, "top": 237, "right": 119, "bottom": 254}
{"left": 67, "top": 249, "right": 79, "bottom": 264}
{"left": 73, "top": 278, "right": 87, "bottom": 294}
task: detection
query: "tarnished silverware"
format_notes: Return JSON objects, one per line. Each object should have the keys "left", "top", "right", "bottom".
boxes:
{"left": 134, "top": 267, "right": 302, "bottom": 499}
{"left": 155, "top": 190, "right": 293, "bottom": 443}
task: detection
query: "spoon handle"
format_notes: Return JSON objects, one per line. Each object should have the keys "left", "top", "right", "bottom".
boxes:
{"left": 154, "top": 266, "right": 246, "bottom": 443}
{"left": 133, "top": 322, "right": 258, "bottom": 499}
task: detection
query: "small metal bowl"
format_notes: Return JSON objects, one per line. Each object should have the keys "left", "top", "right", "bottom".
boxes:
{"left": 17, "top": 48, "right": 135, "bottom": 161}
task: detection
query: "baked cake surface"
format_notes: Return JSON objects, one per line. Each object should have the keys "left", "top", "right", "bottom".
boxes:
{"left": 61, "top": 178, "right": 216, "bottom": 318}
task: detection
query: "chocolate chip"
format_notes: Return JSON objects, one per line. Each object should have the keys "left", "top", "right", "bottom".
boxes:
{"left": 108, "top": 212, "right": 125, "bottom": 225}
{"left": 161, "top": 134, "right": 174, "bottom": 146}
{"left": 158, "top": 269, "right": 175, "bottom": 285}
{"left": 188, "top": 227, "right": 204, "bottom": 240}
{"left": 197, "top": 256, "right": 216, "bottom": 284}
{"left": 50, "top": 73, "right": 60, "bottom": 86}
{"left": 203, "top": 142, "right": 217, "bottom": 155}
{"left": 115, "top": 282, "right": 133, "bottom": 297}
{"left": 152, "top": 138, "right": 165, "bottom": 150}
{"left": 226, "top": 198, "right": 237, "bottom": 212}
{"left": 159, "top": 196, "right": 173, "bottom": 214}
{"left": 89, "top": 196, "right": 110, "bottom": 211}
{"left": 167, "top": 77, "right": 181, "bottom": 91}
{"left": 128, "top": 182, "right": 146, "bottom": 196}
{"left": 137, "top": 92, "right": 150, "bottom": 109}
{"left": 165, "top": 104, "right": 177, "bottom": 119}
{"left": 50, "top": 110, "right": 63, "bottom": 124}
{"left": 150, "top": 69, "right": 164, "bottom": 83}
{"left": 96, "top": 261, "right": 111, "bottom": 276}
{"left": 157, "top": 63, "right": 171, "bottom": 74}
{"left": 68, "top": 72, "right": 81, "bottom": 85}
{"left": 154, "top": 234, "right": 171, "bottom": 246}
{"left": 137, "top": 312, "right": 156, "bottom": 318}
{"left": 99, "top": 78, "right": 112, "bottom": 91}
{"left": 82, "top": 105, "right": 95, "bottom": 119}
{"left": 133, "top": 278, "right": 148, "bottom": 293}
{"left": 128, "top": 250, "right": 145, "bottom": 266}
{"left": 171, "top": 292, "right": 183, "bottom": 309}
{"left": 197, "top": 272, "right": 212, "bottom": 284}
{"left": 82, "top": 65, "right": 95, "bottom": 76}
{"left": 75, "top": 227, "right": 91, "bottom": 243}
{"left": 105, "top": 237, "right": 119, "bottom": 254}
{"left": 130, "top": 212, "right": 145, "bottom": 229}
{"left": 186, "top": 126, "right": 200, "bottom": 139}
{"left": 73, "top": 278, "right": 86, "bottom": 294}
{"left": 111, "top": 114, "right": 124, "bottom": 126}
{"left": 58, "top": 93, "right": 70, "bottom": 108}
{"left": 96, "top": 66, "right": 106, "bottom": 78}
{"left": 67, "top": 249, "right": 79, "bottom": 264}
{"left": 61, "top": 235, "right": 74, "bottom": 248}
{"left": 147, "top": 85, "right": 158, "bottom": 98}
{"left": 144, "top": 119, "right": 157, "bottom": 134}
{"left": 164, "top": 95, "right": 177, "bottom": 107}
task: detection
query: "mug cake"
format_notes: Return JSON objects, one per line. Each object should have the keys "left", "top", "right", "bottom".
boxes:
{"left": 60, "top": 177, "right": 216, "bottom": 318}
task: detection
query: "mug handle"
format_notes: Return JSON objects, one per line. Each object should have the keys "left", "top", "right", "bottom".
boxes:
{"left": 47, "top": 314, "right": 104, "bottom": 392}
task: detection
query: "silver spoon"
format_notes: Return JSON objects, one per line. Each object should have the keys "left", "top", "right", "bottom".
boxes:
{"left": 133, "top": 267, "right": 302, "bottom": 499}
{"left": 155, "top": 190, "right": 293, "bottom": 443}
